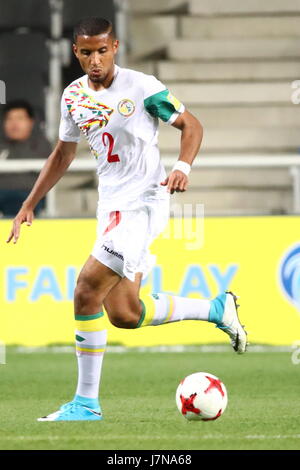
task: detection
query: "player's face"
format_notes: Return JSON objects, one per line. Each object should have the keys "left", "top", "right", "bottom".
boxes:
{"left": 73, "top": 33, "right": 119, "bottom": 84}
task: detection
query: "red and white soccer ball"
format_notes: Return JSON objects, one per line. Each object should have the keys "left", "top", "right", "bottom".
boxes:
{"left": 176, "top": 372, "right": 228, "bottom": 421}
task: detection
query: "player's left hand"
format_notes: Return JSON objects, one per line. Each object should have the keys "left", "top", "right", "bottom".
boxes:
{"left": 6, "top": 205, "right": 34, "bottom": 244}
{"left": 160, "top": 170, "right": 188, "bottom": 194}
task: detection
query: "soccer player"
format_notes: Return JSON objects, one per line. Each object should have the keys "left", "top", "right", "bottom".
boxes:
{"left": 7, "top": 17, "right": 247, "bottom": 422}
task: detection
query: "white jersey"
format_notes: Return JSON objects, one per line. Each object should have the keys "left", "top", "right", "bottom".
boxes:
{"left": 59, "top": 64, "right": 185, "bottom": 211}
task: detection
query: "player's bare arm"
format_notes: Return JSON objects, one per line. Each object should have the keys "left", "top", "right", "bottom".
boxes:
{"left": 161, "top": 110, "right": 203, "bottom": 194}
{"left": 6, "top": 140, "right": 77, "bottom": 244}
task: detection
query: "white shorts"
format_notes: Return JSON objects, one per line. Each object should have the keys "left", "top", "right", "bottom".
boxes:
{"left": 91, "top": 199, "right": 170, "bottom": 282}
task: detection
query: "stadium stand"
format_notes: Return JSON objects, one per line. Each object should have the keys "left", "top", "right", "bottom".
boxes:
{"left": 0, "top": 33, "right": 49, "bottom": 120}
{"left": 1, "top": 0, "right": 300, "bottom": 216}
{"left": 126, "top": 0, "right": 300, "bottom": 215}
{"left": 0, "top": 1, "right": 50, "bottom": 120}
{"left": 0, "top": 0, "right": 50, "bottom": 33}
{"left": 51, "top": 0, "right": 300, "bottom": 216}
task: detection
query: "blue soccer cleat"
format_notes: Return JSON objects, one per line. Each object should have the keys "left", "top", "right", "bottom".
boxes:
{"left": 37, "top": 395, "right": 103, "bottom": 422}
{"left": 209, "top": 291, "right": 248, "bottom": 354}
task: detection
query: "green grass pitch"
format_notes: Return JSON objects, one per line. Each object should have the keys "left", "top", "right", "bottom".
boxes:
{"left": 0, "top": 347, "right": 299, "bottom": 450}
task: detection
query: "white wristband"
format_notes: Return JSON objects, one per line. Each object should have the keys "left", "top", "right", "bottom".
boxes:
{"left": 172, "top": 161, "right": 191, "bottom": 176}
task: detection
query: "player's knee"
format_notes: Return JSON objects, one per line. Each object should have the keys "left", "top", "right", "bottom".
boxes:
{"left": 75, "top": 279, "right": 101, "bottom": 306}
{"left": 109, "top": 309, "right": 140, "bottom": 329}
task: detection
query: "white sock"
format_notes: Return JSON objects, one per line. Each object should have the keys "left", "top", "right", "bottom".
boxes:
{"left": 139, "top": 293, "right": 211, "bottom": 327}
{"left": 75, "top": 329, "right": 107, "bottom": 399}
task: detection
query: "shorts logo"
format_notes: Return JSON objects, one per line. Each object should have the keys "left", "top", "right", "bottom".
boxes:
{"left": 118, "top": 99, "right": 135, "bottom": 117}
{"left": 101, "top": 244, "right": 124, "bottom": 261}
{"left": 278, "top": 243, "right": 300, "bottom": 312}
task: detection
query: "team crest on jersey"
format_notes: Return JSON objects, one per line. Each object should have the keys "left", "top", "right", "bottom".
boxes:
{"left": 117, "top": 99, "right": 135, "bottom": 117}
{"left": 65, "top": 81, "right": 114, "bottom": 136}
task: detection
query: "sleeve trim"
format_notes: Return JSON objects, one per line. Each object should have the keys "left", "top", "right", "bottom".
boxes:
{"left": 58, "top": 135, "right": 81, "bottom": 143}
{"left": 167, "top": 104, "right": 185, "bottom": 125}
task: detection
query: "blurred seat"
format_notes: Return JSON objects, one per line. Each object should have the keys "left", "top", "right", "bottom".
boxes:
{"left": 0, "top": 33, "right": 49, "bottom": 120}
{"left": 63, "top": 0, "right": 115, "bottom": 34}
{"left": 0, "top": 33, "right": 49, "bottom": 76}
{"left": 0, "top": 0, "right": 50, "bottom": 34}
{"left": 0, "top": 68, "right": 46, "bottom": 120}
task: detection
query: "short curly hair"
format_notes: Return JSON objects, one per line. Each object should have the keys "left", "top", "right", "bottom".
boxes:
{"left": 73, "top": 17, "right": 115, "bottom": 43}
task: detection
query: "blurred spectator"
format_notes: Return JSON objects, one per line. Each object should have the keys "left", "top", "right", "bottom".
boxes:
{"left": 0, "top": 100, "right": 51, "bottom": 217}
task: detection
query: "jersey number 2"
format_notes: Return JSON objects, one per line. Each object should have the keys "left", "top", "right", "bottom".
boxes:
{"left": 102, "top": 132, "right": 120, "bottom": 163}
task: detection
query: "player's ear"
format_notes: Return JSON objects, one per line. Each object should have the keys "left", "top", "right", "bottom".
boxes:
{"left": 112, "top": 39, "right": 119, "bottom": 54}
{"left": 73, "top": 43, "right": 79, "bottom": 58}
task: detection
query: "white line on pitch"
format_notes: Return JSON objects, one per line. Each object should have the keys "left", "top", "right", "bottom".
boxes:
{"left": 0, "top": 435, "right": 299, "bottom": 441}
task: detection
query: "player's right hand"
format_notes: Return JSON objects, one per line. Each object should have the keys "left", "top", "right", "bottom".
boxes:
{"left": 6, "top": 205, "right": 34, "bottom": 244}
